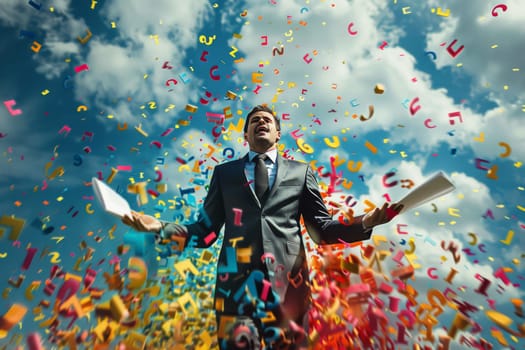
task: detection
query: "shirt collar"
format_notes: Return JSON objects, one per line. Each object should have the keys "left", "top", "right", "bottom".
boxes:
{"left": 248, "top": 148, "right": 277, "bottom": 163}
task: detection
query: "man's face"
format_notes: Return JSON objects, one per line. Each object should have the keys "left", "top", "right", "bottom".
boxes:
{"left": 244, "top": 111, "right": 281, "bottom": 151}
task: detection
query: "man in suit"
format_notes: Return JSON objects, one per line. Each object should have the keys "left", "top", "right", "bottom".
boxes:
{"left": 122, "top": 105, "right": 403, "bottom": 349}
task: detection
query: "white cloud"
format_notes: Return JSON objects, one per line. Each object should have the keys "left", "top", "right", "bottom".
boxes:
{"left": 428, "top": 0, "right": 525, "bottom": 95}
{"left": 232, "top": 0, "right": 525, "bottom": 163}
{"left": 103, "top": 0, "right": 211, "bottom": 49}
{"left": 353, "top": 159, "right": 524, "bottom": 318}
{"left": 361, "top": 160, "right": 497, "bottom": 241}
{"left": 0, "top": 1, "right": 213, "bottom": 129}
{"left": 70, "top": 1, "right": 214, "bottom": 127}
{"left": 426, "top": 0, "right": 525, "bottom": 160}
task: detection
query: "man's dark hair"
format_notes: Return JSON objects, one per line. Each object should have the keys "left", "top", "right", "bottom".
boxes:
{"left": 244, "top": 105, "right": 281, "bottom": 133}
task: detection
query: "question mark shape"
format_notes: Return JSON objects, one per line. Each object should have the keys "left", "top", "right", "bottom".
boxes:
{"left": 85, "top": 203, "right": 94, "bottom": 214}
{"left": 491, "top": 4, "right": 508, "bottom": 17}
{"left": 467, "top": 232, "right": 478, "bottom": 245}
{"left": 73, "top": 154, "right": 83, "bottom": 166}
{"left": 165, "top": 79, "right": 178, "bottom": 87}
{"left": 425, "top": 51, "right": 437, "bottom": 60}
{"left": 424, "top": 118, "right": 437, "bottom": 128}
{"left": 48, "top": 252, "right": 61, "bottom": 263}
{"left": 347, "top": 22, "right": 358, "bottom": 35}
{"left": 404, "top": 238, "right": 416, "bottom": 254}
{"left": 382, "top": 171, "right": 398, "bottom": 187}
{"left": 63, "top": 75, "right": 73, "bottom": 88}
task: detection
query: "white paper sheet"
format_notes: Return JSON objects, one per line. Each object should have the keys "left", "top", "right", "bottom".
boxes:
{"left": 397, "top": 172, "right": 455, "bottom": 213}
{"left": 92, "top": 177, "right": 131, "bottom": 218}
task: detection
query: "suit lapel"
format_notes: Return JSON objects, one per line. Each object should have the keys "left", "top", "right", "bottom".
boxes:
{"left": 239, "top": 154, "right": 261, "bottom": 206}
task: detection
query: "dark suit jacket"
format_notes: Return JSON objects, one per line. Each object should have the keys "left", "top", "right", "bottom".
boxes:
{"left": 163, "top": 153, "right": 372, "bottom": 323}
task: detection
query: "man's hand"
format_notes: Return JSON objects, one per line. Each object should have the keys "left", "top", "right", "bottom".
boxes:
{"left": 122, "top": 211, "right": 162, "bottom": 233}
{"left": 363, "top": 202, "right": 404, "bottom": 229}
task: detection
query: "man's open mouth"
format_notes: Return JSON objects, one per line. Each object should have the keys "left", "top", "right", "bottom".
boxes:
{"left": 256, "top": 126, "right": 269, "bottom": 134}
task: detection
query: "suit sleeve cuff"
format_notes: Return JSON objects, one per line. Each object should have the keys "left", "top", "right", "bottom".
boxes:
{"left": 154, "top": 221, "right": 168, "bottom": 244}
{"left": 362, "top": 219, "right": 373, "bottom": 235}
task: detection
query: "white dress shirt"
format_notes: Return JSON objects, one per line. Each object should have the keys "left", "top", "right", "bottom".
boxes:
{"left": 245, "top": 149, "right": 278, "bottom": 193}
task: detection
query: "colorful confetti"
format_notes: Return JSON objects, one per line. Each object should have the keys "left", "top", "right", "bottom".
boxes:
{"left": 0, "top": 1, "right": 523, "bottom": 349}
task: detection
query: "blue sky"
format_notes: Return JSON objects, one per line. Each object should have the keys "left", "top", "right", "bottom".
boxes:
{"left": 0, "top": 0, "right": 524, "bottom": 348}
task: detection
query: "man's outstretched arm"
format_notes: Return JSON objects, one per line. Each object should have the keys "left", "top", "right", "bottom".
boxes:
{"left": 122, "top": 166, "right": 225, "bottom": 247}
{"left": 300, "top": 166, "right": 403, "bottom": 244}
